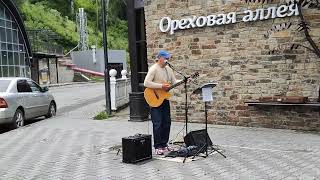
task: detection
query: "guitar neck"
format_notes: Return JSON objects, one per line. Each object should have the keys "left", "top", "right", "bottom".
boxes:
{"left": 168, "top": 80, "right": 186, "bottom": 91}
{"left": 166, "top": 72, "right": 198, "bottom": 91}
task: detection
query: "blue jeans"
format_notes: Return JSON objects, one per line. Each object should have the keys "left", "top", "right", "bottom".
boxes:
{"left": 150, "top": 100, "right": 171, "bottom": 149}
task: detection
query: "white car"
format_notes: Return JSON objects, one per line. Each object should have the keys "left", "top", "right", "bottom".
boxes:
{"left": 0, "top": 77, "right": 56, "bottom": 129}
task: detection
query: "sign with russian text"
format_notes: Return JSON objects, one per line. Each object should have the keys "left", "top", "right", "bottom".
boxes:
{"left": 159, "top": 4, "right": 299, "bottom": 34}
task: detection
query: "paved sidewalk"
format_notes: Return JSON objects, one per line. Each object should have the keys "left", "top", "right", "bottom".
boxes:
{"left": 0, "top": 100, "right": 319, "bottom": 180}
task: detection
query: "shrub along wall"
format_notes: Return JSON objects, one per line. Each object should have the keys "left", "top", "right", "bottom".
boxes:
{"left": 144, "top": 0, "right": 320, "bottom": 130}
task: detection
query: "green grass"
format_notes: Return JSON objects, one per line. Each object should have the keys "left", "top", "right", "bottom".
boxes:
{"left": 90, "top": 76, "right": 105, "bottom": 82}
{"left": 93, "top": 111, "right": 112, "bottom": 120}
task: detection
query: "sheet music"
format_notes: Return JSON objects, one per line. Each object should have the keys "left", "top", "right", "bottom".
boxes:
{"left": 202, "top": 87, "right": 213, "bottom": 102}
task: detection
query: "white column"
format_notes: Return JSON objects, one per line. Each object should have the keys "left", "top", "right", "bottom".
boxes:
{"left": 121, "top": 70, "right": 127, "bottom": 79}
{"left": 91, "top": 45, "right": 96, "bottom": 64}
{"left": 109, "top": 69, "right": 117, "bottom": 110}
{"left": 121, "top": 70, "right": 129, "bottom": 101}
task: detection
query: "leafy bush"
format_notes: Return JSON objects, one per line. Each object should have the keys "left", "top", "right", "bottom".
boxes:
{"left": 94, "top": 111, "right": 111, "bottom": 120}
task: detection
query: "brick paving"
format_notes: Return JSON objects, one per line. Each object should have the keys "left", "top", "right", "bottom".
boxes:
{"left": 0, "top": 99, "right": 319, "bottom": 180}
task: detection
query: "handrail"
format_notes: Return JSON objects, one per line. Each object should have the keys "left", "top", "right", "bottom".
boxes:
{"left": 64, "top": 45, "right": 79, "bottom": 57}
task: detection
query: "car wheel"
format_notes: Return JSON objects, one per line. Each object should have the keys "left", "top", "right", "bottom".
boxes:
{"left": 45, "top": 102, "right": 56, "bottom": 118}
{"left": 12, "top": 109, "right": 24, "bottom": 129}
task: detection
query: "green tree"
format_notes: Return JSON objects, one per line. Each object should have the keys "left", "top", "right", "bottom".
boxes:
{"left": 16, "top": 0, "right": 128, "bottom": 52}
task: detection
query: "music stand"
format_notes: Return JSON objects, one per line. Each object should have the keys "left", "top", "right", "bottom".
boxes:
{"left": 192, "top": 83, "right": 226, "bottom": 158}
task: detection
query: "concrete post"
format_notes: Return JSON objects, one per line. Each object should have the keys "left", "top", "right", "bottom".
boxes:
{"left": 109, "top": 69, "right": 117, "bottom": 110}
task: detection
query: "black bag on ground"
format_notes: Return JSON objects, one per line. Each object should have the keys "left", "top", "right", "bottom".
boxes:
{"left": 165, "top": 146, "right": 199, "bottom": 158}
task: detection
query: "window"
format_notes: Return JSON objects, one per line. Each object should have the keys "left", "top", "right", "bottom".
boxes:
{"left": 12, "top": 30, "right": 17, "bottom": 43}
{"left": 8, "top": 66, "right": 14, "bottom": 76}
{"left": 15, "top": 66, "right": 20, "bottom": 77}
{"left": 19, "top": 53, "right": 25, "bottom": 65}
{"left": 6, "top": 28, "right": 12, "bottom": 42}
{"left": 0, "top": 19, "right": 4, "bottom": 27}
{"left": 0, "top": 6, "right": 4, "bottom": 19}
{"left": 8, "top": 52, "right": 13, "bottom": 65}
{"left": 4, "top": 11, "right": 11, "bottom": 21}
{"left": 0, "top": 27, "right": 5, "bottom": 41}
{"left": 2, "top": 66, "right": 8, "bottom": 76}
{"left": 27, "top": 80, "right": 41, "bottom": 93}
{"left": 1, "top": 51, "right": 7, "bottom": 65}
{"left": 14, "top": 52, "right": 18, "bottom": 64}
{"left": 17, "top": 79, "right": 32, "bottom": 93}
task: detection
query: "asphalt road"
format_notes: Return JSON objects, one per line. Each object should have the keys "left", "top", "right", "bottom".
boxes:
{"left": 49, "top": 83, "right": 106, "bottom": 115}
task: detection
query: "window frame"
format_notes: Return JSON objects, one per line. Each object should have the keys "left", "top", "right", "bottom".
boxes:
{"left": 17, "top": 79, "right": 32, "bottom": 93}
{"left": 27, "top": 80, "right": 42, "bottom": 93}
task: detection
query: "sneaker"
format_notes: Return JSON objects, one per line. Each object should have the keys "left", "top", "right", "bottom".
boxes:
{"left": 155, "top": 148, "right": 165, "bottom": 155}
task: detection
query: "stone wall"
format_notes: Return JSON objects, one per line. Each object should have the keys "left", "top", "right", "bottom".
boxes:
{"left": 144, "top": 0, "right": 320, "bottom": 130}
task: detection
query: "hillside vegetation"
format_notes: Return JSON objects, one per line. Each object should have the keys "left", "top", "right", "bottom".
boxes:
{"left": 14, "top": 0, "right": 128, "bottom": 52}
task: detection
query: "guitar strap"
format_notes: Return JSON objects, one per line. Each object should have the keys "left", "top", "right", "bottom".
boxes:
{"left": 165, "top": 67, "right": 171, "bottom": 84}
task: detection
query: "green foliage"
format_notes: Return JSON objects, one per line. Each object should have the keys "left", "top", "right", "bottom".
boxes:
{"left": 16, "top": 0, "right": 128, "bottom": 51}
{"left": 12, "top": 0, "right": 26, "bottom": 7}
{"left": 107, "top": 19, "right": 128, "bottom": 50}
{"left": 94, "top": 110, "right": 111, "bottom": 120}
{"left": 21, "top": 2, "right": 77, "bottom": 48}
{"left": 29, "top": 0, "right": 74, "bottom": 17}
{"left": 108, "top": 0, "right": 126, "bottom": 21}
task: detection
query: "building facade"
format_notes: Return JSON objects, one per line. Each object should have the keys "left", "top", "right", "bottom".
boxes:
{"left": 141, "top": 0, "right": 320, "bottom": 130}
{"left": 0, "top": 0, "right": 32, "bottom": 78}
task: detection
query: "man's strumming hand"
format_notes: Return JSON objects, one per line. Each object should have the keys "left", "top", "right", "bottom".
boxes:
{"left": 162, "top": 83, "right": 170, "bottom": 91}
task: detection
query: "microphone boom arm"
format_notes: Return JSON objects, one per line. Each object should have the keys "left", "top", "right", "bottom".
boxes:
{"left": 165, "top": 61, "right": 188, "bottom": 80}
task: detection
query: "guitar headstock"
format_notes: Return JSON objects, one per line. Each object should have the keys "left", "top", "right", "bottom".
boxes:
{"left": 191, "top": 72, "right": 199, "bottom": 79}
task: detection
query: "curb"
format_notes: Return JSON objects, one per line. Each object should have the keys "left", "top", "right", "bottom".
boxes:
{"left": 48, "top": 81, "right": 98, "bottom": 87}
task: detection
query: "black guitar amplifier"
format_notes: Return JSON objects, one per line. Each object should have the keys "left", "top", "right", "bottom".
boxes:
{"left": 122, "top": 134, "right": 152, "bottom": 163}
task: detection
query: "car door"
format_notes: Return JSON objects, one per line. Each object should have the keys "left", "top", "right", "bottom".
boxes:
{"left": 17, "top": 79, "right": 35, "bottom": 119}
{"left": 27, "top": 80, "right": 48, "bottom": 116}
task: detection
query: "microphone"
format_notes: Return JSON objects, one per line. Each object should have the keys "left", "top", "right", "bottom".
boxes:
{"left": 165, "top": 60, "right": 173, "bottom": 68}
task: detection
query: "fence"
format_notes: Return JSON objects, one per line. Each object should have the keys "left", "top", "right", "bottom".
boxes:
{"left": 109, "top": 69, "right": 131, "bottom": 110}
{"left": 27, "top": 29, "right": 64, "bottom": 56}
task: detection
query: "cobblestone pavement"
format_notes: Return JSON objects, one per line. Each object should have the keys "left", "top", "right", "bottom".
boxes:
{"left": 0, "top": 99, "right": 319, "bottom": 180}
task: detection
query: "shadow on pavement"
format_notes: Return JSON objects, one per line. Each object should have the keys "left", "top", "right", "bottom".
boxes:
{"left": 0, "top": 117, "right": 46, "bottom": 134}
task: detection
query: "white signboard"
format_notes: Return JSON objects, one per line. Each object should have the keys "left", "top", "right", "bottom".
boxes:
{"left": 159, "top": 4, "right": 299, "bottom": 35}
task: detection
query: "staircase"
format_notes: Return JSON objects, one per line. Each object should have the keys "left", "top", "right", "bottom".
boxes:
{"left": 56, "top": 56, "right": 104, "bottom": 83}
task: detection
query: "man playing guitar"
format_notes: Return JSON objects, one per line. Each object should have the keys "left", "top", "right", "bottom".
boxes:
{"left": 144, "top": 50, "right": 179, "bottom": 155}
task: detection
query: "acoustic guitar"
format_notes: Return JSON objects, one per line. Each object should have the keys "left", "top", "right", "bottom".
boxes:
{"left": 144, "top": 72, "right": 199, "bottom": 107}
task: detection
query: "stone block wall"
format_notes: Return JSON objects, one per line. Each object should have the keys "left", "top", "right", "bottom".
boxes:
{"left": 144, "top": 0, "right": 320, "bottom": 130}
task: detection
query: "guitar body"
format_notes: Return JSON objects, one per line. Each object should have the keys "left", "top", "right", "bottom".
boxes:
{"left": 144, "top": 88, "right": 172, "bottom": 107}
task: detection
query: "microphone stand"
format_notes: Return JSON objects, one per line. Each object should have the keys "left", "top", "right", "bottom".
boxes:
{"left": 166, "top": 62, "right": 190, "bottom": 135}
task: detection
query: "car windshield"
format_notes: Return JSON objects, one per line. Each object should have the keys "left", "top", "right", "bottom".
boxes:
{"left": 0, "top": 80, "right": 11, "bottom": 92}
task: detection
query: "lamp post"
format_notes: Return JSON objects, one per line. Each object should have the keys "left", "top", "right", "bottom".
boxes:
{"left": 101, "top": 0, "right": 111, "bottom": 115}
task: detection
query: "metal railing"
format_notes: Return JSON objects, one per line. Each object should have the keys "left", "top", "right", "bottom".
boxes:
{"left": 27, "top": 29, "right": 64, "bottom": 56}
{"left": 110, "top": 69, "right": 131, "bottom": 110}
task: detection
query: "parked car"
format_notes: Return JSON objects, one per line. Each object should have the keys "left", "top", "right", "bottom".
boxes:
{"left": 0, "top": 77, "right": 56, "bottom": 129}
